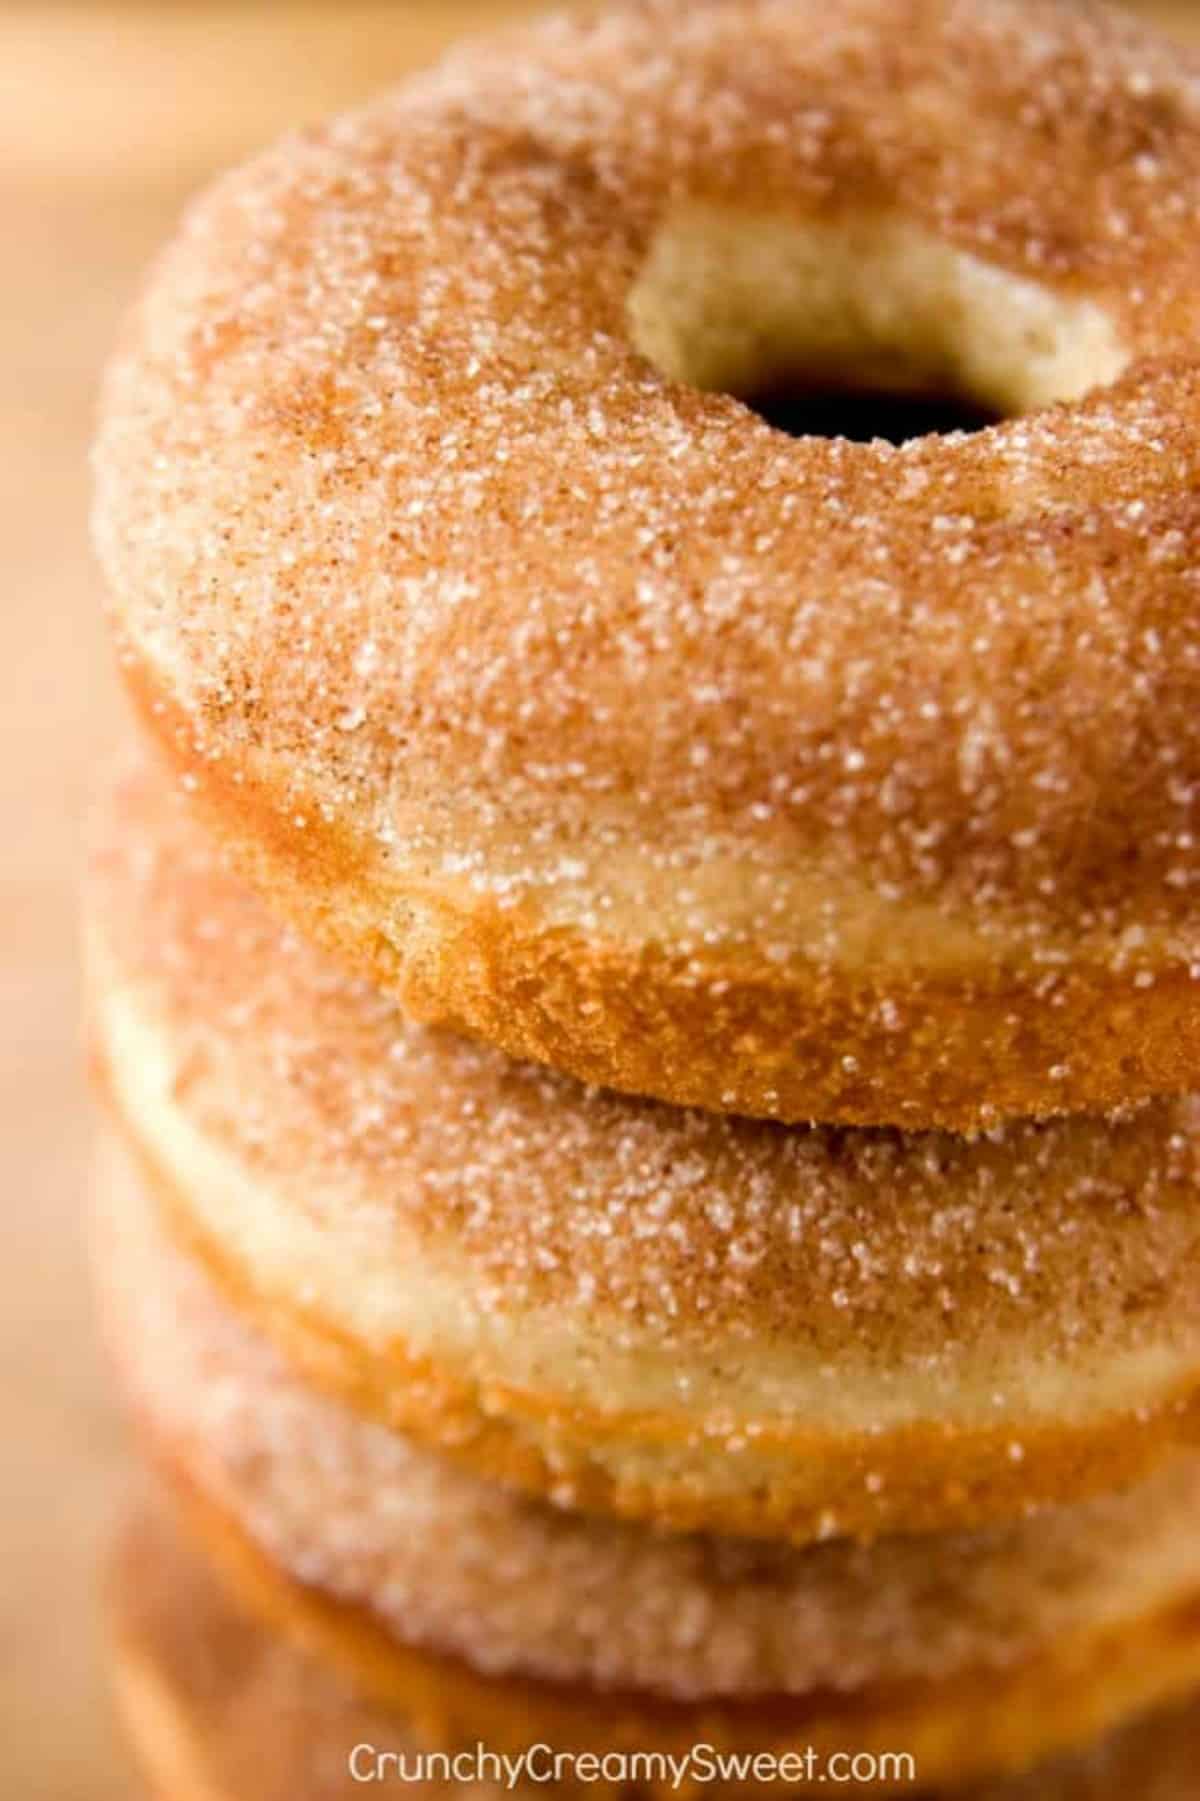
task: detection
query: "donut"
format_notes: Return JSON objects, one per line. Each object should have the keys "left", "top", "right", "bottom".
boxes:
{"left": 85, "top": 756, "right": 1200, "bottom": 1542}
{"left": 93, "top": 0, "right": 1200, "bottom": 1130}
{"left": 91, "top": 1120, "right": 1200, "bottom": 1793}
{"left": 108, "top": 1488, "right": 1200, "bottom": 1801}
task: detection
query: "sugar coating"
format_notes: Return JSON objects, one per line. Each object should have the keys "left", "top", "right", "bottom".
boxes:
{"left": 88, "top": 760, "right": 1200, "bottom": 1409}
{"left": 116, "top": 1496, "right": 1200, "bottom": 1801}
{"left": 96, "top": 1127, "right": 1200, "bottom": 1706}
{"left": 93, "top": 0, "right": 1200, "bottom": 970}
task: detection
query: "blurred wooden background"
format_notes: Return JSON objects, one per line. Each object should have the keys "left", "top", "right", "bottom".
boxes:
{"left": 0, "top": 3, "right": 1195, "bottom": 1795}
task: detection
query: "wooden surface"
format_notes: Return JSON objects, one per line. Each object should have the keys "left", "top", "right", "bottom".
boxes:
{"left": 0, "top": 3, "right": 1195, "bottom": 1796}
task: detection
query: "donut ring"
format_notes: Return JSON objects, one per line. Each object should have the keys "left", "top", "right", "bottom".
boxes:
{"left": 94, "top": 0, "right": 1200, "bottom": 1130}
{"left": 93, "top": 1136, "right": 1200, "bottom": 1794}
{"left": 86, "top": 758, "right": 1200, "bottom": 1543}
{"left": 108, "top": 1489, "right": 1200, "bottom": 1801}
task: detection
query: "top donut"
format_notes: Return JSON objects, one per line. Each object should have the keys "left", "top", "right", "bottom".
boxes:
{"left": 95, "top": 0, "right": 1200, "bottom": 1129}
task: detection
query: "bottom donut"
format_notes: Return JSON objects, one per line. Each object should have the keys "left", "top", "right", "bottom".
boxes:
{"left": 110, "top": 1484, "right": 1200, "bottom": 1801}
{"left": 92, "top": 1124, "right": 1200, "bottom": 1794}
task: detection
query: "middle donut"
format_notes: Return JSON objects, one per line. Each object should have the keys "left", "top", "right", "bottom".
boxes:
{"left": 86, "top": 757, "right": 1200, "bottom": 1544}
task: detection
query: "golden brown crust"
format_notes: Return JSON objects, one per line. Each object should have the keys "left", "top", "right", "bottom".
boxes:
{"left": 128, "top": 674, "right": 1200, "bottom": 1132}
{"left": 85, "top": 754, "right": 1200, "bottom": 1543}
{"left": 101, "top": 1101, "right": 1200, "bottom": 1545}
{"left": 95, "top": 0, "right": 1200, "bottom": 1127}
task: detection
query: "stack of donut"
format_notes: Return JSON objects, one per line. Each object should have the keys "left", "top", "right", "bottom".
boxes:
{"left": 87, "top": 0, "right": 1200, "bottom": 1795}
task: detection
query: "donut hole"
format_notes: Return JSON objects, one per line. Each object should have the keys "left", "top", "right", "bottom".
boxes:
{"left": 629, "top": 207, "right": 1128, "bottom": 443}
{"left": 743, "top": 383, "right": 1002, "bottom": 446}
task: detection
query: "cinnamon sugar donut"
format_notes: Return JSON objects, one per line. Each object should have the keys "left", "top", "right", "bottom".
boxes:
{"left": 85, "top": 757, "right": 1200, "bottom": 1543}
{"left": 108, "top": 1491, "right": 1200, "bottom": 1801}
{"left": 94, "top": 0, "right": 1200, "bottom": 1130}
{"left": 93, "top": 1136, "right": 1200, "bottom": 1794}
